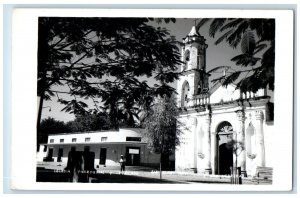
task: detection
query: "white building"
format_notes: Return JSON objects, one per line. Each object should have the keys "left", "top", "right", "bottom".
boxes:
{"left": 175, "top": 26, "right": 274, "bottom": 176}
{"left": 37, "top": 128, "right": 161, "bottom": 167}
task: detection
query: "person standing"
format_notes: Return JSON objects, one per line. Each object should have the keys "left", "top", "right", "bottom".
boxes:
{"left": 65, "top": 148, "right": 84, "bottom": 183}
{"left": 119, "top": 155, "right": 126, "bottom": 174}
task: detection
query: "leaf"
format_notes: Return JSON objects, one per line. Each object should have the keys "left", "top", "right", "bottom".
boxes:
{"left": 241, "top": 30, "right": 256, "bottom": 54}
{"left": 214, "top": 29, "right": 234, "bottom": 45}
{"left": 231, "top": 54, "right": 260, "bottom": 66}
{"left": 220, "top": 19, "right": 243, "bottom": 31}
{"left": 222, "top": 71, "right": 241, "bottom": 86}
{"left": 170, "top": 18, "right": 176, "bottom": 23}
{"left": 227, "top": 21, "right": 249, "bottom": 48}
{"left": 253, "top": 43, "right": 268, "bottom": 55}
{"left": 196, "top": 19, "right": 211, "bottom": 30}
{"left": 209, "top": 19, "right": 226, "bottom": 38}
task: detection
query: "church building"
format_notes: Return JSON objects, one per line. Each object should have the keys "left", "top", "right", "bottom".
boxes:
{"left": 175, "top": 26, "right": 274, "bottom": 177}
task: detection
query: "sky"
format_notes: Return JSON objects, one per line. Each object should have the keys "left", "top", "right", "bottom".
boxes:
{"left": 40, "top": 18, "right": 260, "bottom": 122}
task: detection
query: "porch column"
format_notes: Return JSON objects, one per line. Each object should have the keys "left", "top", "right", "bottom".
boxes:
{"left": 211, "top": 131, "right": 217, "bottom": 175}
{"left": 236, "top": 110, "right": 247, "bottom": 177}
{"left": 255, "top": 110, "right": 266, "bottom": 166}
{"left": 203, "top": 114, "right": 212, "bottom": 174}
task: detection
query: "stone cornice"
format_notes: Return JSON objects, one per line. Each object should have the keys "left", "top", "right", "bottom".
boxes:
{"left": 178, "top": 106, "right": 206, "bottom": 115}
{"left": 178, "top": 96, "right": 270, "bottom": 116}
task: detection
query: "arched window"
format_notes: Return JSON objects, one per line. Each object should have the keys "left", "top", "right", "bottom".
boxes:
{"left": 181, "top": 81, "right": 190, "bottom": 107}
{"left": 184, "top": 50, "right": 190, "bottom": 62}
{"left": 217, "top": 121, "right": 233, "bottom": 134}
{"left": 183, "top": 50, "right": 190, "bottom": 71}
{"left": 217, "top": 121, "right": 234, "bottom": 144}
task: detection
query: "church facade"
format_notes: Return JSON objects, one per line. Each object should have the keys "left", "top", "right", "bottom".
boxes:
{"left": 175, "top": 26, "right": 274, "bottom": 177}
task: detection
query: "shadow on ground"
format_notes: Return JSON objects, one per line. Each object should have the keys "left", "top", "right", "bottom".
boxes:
{"left": 90, "top": 174, "right": 183, "bottom": 183}
{"left": 185, "top": 180, "right": 229, "bottom": 184}
{"left": 36, "top": 167, "right": 267, "bottom": 184}
{"left": 36, "top": 167, "right": 184, "bottom": 183}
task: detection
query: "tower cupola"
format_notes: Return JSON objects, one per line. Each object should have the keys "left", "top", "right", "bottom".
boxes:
{"left": 178, "top": 25, "right": 210, "bottom": 107}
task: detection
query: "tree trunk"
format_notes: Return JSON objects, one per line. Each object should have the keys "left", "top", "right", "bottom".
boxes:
{"left": 37, "top": 91, "right": 45, "bottom": 149}
{"left": 159, "top": 153, "right": 162, "bottom": 180}
{"left": 159, "top": 132, "right": 165, "bottom": 180}
{"left": 37, "top": 68, "right": 47, "bottom": 145}
{"left": 37, "top": 94, "right": 44, "bottom": 130}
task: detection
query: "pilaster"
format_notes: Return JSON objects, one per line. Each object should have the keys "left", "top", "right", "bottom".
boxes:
{"left": 236, "top": 110, "right": 247, "bottom": 177}
{"left": 255, "top": 110, "right": 266, "bottom": 167}
{"left": 203, "top": 114, "right": 212, "bottom": 174}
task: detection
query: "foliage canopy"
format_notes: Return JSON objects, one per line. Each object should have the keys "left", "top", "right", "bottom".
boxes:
{"left": 197, "top": 18, "right": 275, "bottom": 93}
{"left": 38, "top": 17, "right": 181, "bottom": 129}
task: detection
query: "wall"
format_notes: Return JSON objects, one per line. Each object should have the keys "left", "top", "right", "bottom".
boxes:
{"left": 36, "top": 144, "right": 48, "bottom": 162}
{"left": 210, "top": 84, "right": 240, "bottom": 104}
{"left": 176, "top": 102, "right": 274, "bottom": 176}
{"left": 47, "top": 128, "right": 143, "bottom": 144}
{"left": 176, "top": 113, "right": 198, "bottom": 172}
{"left": 263, "top": 121, "right": 274, "bottom": 168}
{"left": 38, "top": 143, "right": 161, "bottom": 167}
{"left": 38, "top": 128, "right": 161, "bottom": 168}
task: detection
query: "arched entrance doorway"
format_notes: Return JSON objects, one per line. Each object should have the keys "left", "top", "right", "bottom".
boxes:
{"left": 216, "top": 121, "right": 234, "bottom": 175}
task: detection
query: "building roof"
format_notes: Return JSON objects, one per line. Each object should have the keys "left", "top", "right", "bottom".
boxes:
{"left": 48, "top": 128, "right": 143, "bottom": 136}
{"left": 47, "top": 128, "right": 145, "bottom": 145}
{"left": 46, "top": 142, "right": 147, "bottom": 146}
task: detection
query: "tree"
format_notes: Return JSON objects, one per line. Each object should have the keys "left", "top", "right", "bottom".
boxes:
{"left": 66, "top": 112, "right": 112, "bottom": 132}
{"left": 142, "top": 95, "right": 183, "bottom": 179}
{"left": 38, "top": 112, "right": 112, "bottom": 145}
{"left": 37, "top": 17, "right": 182, "bottom": 134}
{"left": 38, "top": 117, "right": 71, "bottom": 144}
{"left": 226, "top": 137, "right": 245, "bottom": 184}
{"left": 197, "top": 18, "right": 275, "bottom": 93}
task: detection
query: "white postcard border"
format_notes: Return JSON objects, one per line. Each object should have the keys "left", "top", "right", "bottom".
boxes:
{"left": 10, "top": 8, "right": 294, "bottom": 191}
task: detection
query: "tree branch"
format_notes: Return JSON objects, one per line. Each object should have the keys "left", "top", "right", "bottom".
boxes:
{"left": 54, "top": 30, "right": 93, "bottom": 50}
{"left": 49, "top": 90, "right": 71, "bottom": 94}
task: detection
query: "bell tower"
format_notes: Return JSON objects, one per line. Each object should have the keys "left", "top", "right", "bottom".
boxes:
{"left": 178, "top": 26, "right": 210, "bottom": 107}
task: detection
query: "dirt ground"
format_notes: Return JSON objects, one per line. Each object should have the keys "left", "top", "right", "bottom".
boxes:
{"left": 36, "top": 162, "right": 262, "bottom": 184}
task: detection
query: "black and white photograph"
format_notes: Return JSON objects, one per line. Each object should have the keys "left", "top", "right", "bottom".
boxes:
{"left": 9, "top": 8, "right": 294, "bottom": 191}
{"left": 36, "top": 16, "right": 275, "bottom": 184}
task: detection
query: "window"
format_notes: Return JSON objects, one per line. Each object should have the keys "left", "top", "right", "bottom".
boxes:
{"left": 50, "top": 139, "right": 54, "bottom": 143}
{"left": 181, "top": 81, "right": 190, "bottom": 107}
{"left": 126, "top": 137, "right": 141, "bottom": 142}
{"left": 183, "top": 49, "right": 190, "bottom": 71}
{"left": 197, "top": 81, "right": 202, "bottom": 93}
{"left": 72, "top": 138, "right": 77, "bottom": 143}
{"left": 60, "top": 139, "right": 64, "bottom": 143}
{"left": 101, "top": 137, "right": 108, "bottom": 142}
{"left": 184, "top": 50, "right": 190, "bottom": 62}
{"left": 85, "top": 137, "right": 90, "bottom": 142}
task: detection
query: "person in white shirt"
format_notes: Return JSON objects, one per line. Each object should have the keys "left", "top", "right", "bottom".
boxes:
{"left": 119, "top": 155, "right": 126, "bottom": 174}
